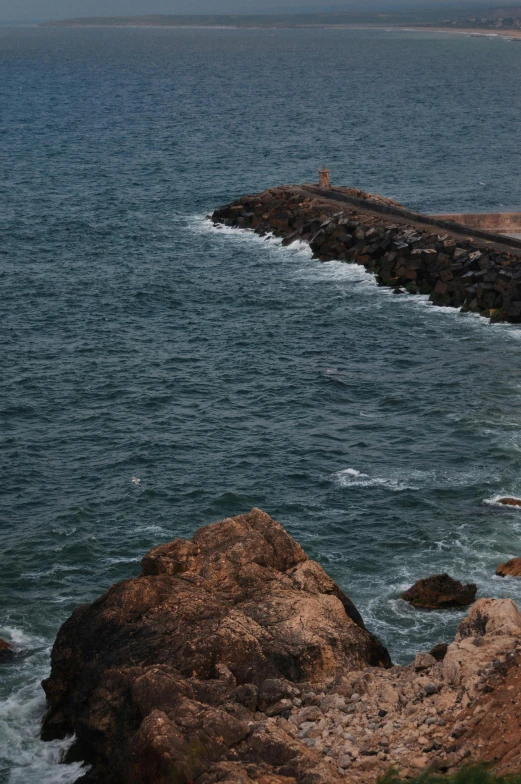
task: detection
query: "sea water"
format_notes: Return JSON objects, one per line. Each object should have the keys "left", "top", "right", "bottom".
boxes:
{"left": 2, "top": 25, "right": 521, "bottom": 781}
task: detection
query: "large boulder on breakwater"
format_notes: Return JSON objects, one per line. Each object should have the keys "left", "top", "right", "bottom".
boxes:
{"left": 41, "top": 508, "right": 390, "bottom": 784}
{"left": 401, "top": 573, "right": 477, "bottom": 609}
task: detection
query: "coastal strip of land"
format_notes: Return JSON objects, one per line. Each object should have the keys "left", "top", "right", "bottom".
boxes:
{"left": 212, "top": 184, "right": 521, "bottom": 324}
{"left": 39, "top": 16, "right": 521, "bottom": 38}
{"left": 396, "top": 26, "right": 521, "bottom": 40}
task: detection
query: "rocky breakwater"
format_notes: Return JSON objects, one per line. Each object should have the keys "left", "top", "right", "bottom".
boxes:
{"left": 41, "top": 509, "right": 521, "bottom": 783}
{"left": 41, "top": 508, "right": 390, "bottom": 784}
{"left": 212, "top": 185, "right": 521, "bottom": 323}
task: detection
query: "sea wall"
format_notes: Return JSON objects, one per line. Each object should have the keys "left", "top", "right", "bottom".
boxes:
{"left": 432, "top": 212, "right": 521, "bottom": 234}
{"left": 212, "top": 185, "right": 521, "bottom": 323}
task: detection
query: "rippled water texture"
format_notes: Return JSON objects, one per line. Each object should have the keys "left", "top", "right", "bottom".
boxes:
{"left": 2, "top": 25, "right": 521, "bottom": 781}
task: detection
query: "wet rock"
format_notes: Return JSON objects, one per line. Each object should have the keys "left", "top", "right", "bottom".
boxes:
{"left": 0, "top": 639, "right": 14, "bottom": 661}
{"left": 496, "top": 497, "right": 521, "bottom": 508}
{"left": 401, "top": 574, "right": 477, "bottom": 609}
{"left": 496, "top": 557, "right": 521, "bottom": 577}
{"left": 41, "top": 508, "right": 390, "bottom": 783}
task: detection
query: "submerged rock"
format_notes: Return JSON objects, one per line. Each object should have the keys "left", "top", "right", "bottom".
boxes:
{"left": 41, "top": 508, "right": 390, "bottom": 784}
{"left": 496, "top": 497, "right": 521, "bottom": 508}
{"left": 401, "top": 573, "right": 477, "bottom": 609}
{"left": 0, "top": 639, "right": 14, "bottom": 661}
{"left": 496, "top": 557, "right": 521, "bottom": 577}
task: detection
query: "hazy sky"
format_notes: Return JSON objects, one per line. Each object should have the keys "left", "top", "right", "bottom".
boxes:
{"left": 0, "top": 0, "right": 511, "bottom": 23}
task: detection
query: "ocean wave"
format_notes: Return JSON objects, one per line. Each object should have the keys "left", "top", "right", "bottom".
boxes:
{"left": 0, "top": 626, "right": 46, "bottom": 652}
{"left": 197, "top": 216, "right": 521, "bottom": 342}
{"left": 0, "top": 627, "right": 88, "bottom": 783}
{"left": 333, "top": 467, "right": 417, "bottom": 491}
{"left": 194, "top": 216, "right": 314, "bottom": 259}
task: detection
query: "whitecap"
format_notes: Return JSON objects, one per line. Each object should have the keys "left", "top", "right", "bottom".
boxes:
{"left": 333, "top": 468, "right": 417, "bottom": 491}
{"left": 336, "top": 468, "right": 369, "bottom": 479}
{"left": 0, "top": 626, "right": 46, "bottom": 651}
{"left": 104, "top": 555, "right": 141, "bottom": 566}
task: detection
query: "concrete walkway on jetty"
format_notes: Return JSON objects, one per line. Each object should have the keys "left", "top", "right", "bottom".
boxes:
{"left": 211, "top": 184, "right": 521, "bottom": 323}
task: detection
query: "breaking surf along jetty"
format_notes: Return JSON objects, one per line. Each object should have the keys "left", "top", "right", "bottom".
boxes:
{"left": 211, "top": 183, "right": 521, "bottom": 323}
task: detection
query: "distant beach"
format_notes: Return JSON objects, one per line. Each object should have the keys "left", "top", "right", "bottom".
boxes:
{"left": 39, "top": 19, "right": 521, "bottom": 39}
{"left": 397, "top": 26, "right": 521, "bottom": 40}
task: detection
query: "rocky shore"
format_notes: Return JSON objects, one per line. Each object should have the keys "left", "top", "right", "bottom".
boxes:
{"left": 211, "top": 185, "right": 521, "bottom": 323}
{"left": 42, "top": 509, "right": 521, "bottom": 783}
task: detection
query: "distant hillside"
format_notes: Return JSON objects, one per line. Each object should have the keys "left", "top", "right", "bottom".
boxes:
{"left": 41, "top": 7, "right": 521, "bottom": 28}
{"left": 39, "top": 13, "right": 456, "bottom": 27}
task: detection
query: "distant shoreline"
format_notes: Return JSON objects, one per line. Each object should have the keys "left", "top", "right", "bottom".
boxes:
{"left": 398, "top": 25, "right": 521, "bottom": 40}
{"left": 39, "top": 21, "right": 521, "bottom": 38}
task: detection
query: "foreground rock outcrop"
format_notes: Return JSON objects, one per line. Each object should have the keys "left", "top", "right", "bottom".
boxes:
{"left": 42, "top": 508, "right": 390, "bottom": 783}
{"left": 401, "top": 574, "right": 477, "bottom": 609}
{"left": 212, "top": 185, "right": 521, "bottom": 323}
{"left": 41, "top": 510, "right": 521, "bottom": 783}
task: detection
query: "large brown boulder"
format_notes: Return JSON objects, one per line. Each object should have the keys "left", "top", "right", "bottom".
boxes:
{"left": 496, "top": 557, "right": 521, "bottom": 577}
{"left": 41, "top": 508, "right": 390, "bottom": 784}
{"left": 401, "top": 573, "right": 477, "bottom": 609}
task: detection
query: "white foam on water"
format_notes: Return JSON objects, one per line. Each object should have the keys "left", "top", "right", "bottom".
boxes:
{"left": 195, "top": 216, "right": 314, "bottom": 258}
{"left": 21, "top": 563, "right": 84, "bottom": 580}
{"left": 104, "top": 555, "right": 141, "bottom": 566}
{"left": 333, "top": 467, "right": 417, "bottom": 491}
{"left": 195, "top": 215, "right": 521, "bottom": 343}
{"left": 0, "top": 627, "right": 89, "bottom": 783}
{"left": 135, "top": 524, "right": 168, "bottom": 534}
{"left": 1, "top": 626, "right": 44, "bottom": 652}
{"left": 298, "top": 259, "right": 377, "bottom": 286}
{"left": 50, "top": 527, "right": 77, "bottom": 538}
{"left": 334, "top": 466, "right": 500, "bottom": 495}
{"left": 337, "top": 468, "right": 369, "bottom": 479}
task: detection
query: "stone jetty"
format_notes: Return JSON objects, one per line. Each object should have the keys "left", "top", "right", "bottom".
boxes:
{"left": 211, "top": 184, "right": 521, "bottom": 323}
{"left": 42, "top": 509, "right": 521, "bottom": 783}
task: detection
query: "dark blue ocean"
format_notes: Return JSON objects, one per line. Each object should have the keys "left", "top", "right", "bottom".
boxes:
{"left": 2, "top": 24, "right": 521, "bottom": 782}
